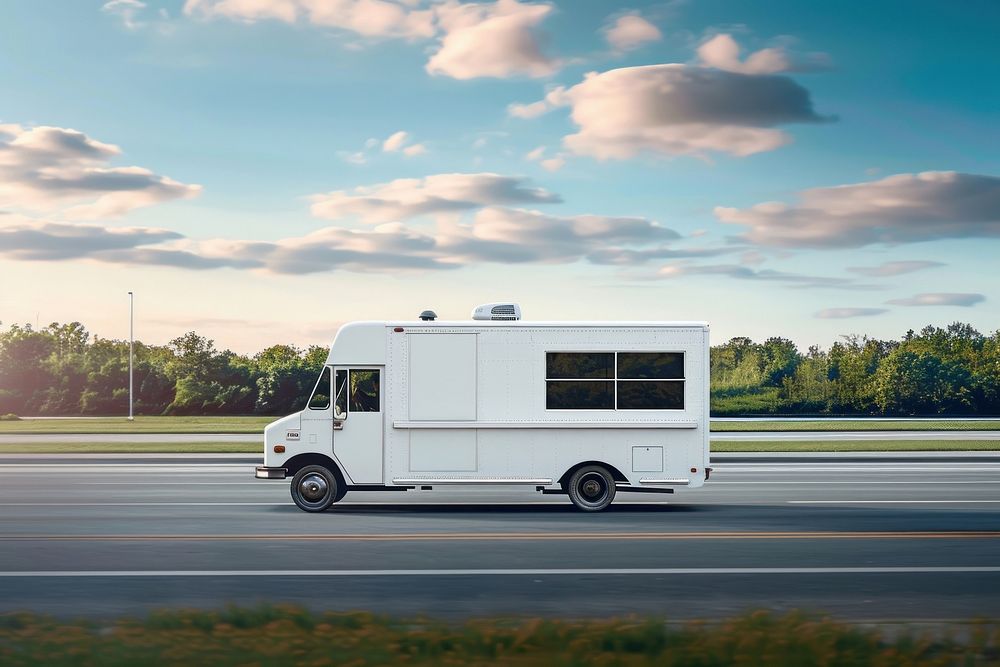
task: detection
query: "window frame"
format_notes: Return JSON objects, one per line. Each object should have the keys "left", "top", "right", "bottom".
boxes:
{"left": 347, "top": 368, "right": 381, "bottom": 413}
{"left": 307, "top": 366, "right": 333, "bottom": 411}
{"left": 544, "top": 351, "right": 685, "bottom": 411}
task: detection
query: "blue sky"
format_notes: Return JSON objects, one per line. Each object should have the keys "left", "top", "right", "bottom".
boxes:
{"left": 1, "top": 0, "right": 998, "bottom": 352}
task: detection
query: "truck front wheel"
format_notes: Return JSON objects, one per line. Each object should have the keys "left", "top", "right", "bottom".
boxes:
{"left": 567, "top": 465, "right": 616, "bottom": 512}
{"left": 290, "top": 465, "right": 340, "bottom": 512}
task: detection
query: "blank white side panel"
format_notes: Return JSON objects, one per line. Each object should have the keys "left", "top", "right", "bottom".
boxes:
{"left": 409, "top": 430, "right": 477, "bottom": 472}
{"left": 408, "top": 333, "right": 477, "bottom": 421}
{"left": 631, "top": 446, "right": 664, "bottom": 472}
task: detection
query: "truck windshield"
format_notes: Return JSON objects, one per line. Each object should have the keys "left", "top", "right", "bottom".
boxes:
{"left": 307, "top": 367, "right": 332, "bottom": 410}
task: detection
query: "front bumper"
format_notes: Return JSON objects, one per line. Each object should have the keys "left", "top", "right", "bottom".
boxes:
{"left": 255, "top": 466, "right": 287, "bottom": 480}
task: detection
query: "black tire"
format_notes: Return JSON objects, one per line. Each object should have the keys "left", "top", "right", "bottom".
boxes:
{"left": 567, "top": 465, "right": 616, "bottom": 512}
{"left": 290, "top": 464, "right": 340, "bottom": 512}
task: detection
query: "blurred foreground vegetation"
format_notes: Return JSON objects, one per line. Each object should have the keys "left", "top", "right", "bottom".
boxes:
{"left": 1, "top": 606, "right": 998, "bottom": 667}
{"left": 1, "top": 320, "right": 999, "bottom": 417}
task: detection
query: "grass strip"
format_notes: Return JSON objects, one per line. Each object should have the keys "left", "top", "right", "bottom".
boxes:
{"left": 711, "top": 420, "right": 1000, "bottom": 432}
{"left": 0, "top": 442, "right": 258, "bottom": 454}
{"left": 1, "top": 606, "right": 997, "bottom": 666}
{"left": 713, "top": 440, "right": 1000, "bottom": 452}
{"left": 0, "top": 416, "right": 272, "bottom": 435}
{"left": 4, "top": 417, "right": 999, "bottom": 435}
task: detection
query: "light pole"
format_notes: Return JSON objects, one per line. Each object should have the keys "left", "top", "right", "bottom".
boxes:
{"left": 128, "top": 291, "right": 134, "bottom": 422}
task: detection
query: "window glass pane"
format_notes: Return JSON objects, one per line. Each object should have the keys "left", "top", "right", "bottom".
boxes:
{"left": 334, "top": 370, "right": 348, "bottom": 419}
{"left": 617, "top": 380, "right": 684, "bottom": 410}
{"left": 546, "top": 381, "right": 614, "bottom": 410}
{"left": 546, "top": 352, "right": 614, "bottom": 379}
{"left": 349, "top": 370, "right": 380, "bottom": 412}
{"left": 618, "top": 352, "right": 684, "bottom": 379}
{"left": 308, "top": 367, "right": 331, "bottom": 410}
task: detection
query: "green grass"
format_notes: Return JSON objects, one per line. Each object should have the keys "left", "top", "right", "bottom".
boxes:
{"left": 713, "top": 439, "right": 1000, "bottom": 452}
{"left": 0, "top": 442, "right": 259, "bottom": 454}
{"left": 711, "top": 420, "right": 1000, "bottom": 432}
{"left": 3, "top": 416, "right": 996, "bottom": 436}
{"left": 0, "top": 606, "right": 996, "bottom": 666}
{"left": 0, "top": 416, "right": 272, "bottom": 434}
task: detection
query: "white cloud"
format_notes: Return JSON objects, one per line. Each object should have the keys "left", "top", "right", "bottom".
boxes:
{"left": 815, "top": 307, "right": 888, "bottom": 319}
{"left": 716, "top": 171, "right": 1000, "bottom": 248}
{"left": 655, "top": 262, "right": 875, "bottom": 290}
{"left": 102, "top": 0, "right": 147, "bottom": 29}
{"left": 546, "top": 64, "right": 830, "bottom": 159}
{"left": 540, "top": 157, "right": 564, "bottom": 172}
{"left": 441, "top": 206, "right": 679, "bottom": 264}
{"left": 604, "top": 13, "right": 661, "bottom": 53}
{"left": 508, "top": 100, "right": 550, "bottom": 119}
{"left": 525, "top": 146, "right": 546, "bottom": 161}
{"left": 507, "top": 86, "right": 568, "bottom": 119}
{"left": 846, "top": 260, "right": 945, "bottom": 277}
{"left": 338, "top": 150, "right": 367, "bottom": 165}
{"left": 0, "top": 214, "right": 180, "bottom": 261}
{"left": 426, "top": 0, "right": 559, "bottom": 79}
{"left": 697, "top": 33, "right": 790, "bottom": 75}
{"left": 523, "top": 146, "right": 565, "bottom": 172}
{"left": 184, "top": 0, "right": 563, "bottom": 79}
{"left": 380, "top": 130, "right": 427, "bottom": 156}
{"left": 218, "top": 223, "right": 454, "bottom": 273}
{"left": 382, "top": 130, "right": 409, "bottom": 152}
{"left": 697, "top": 33, "right": 832, "bottom": 74}
{"left": 0, "top": 124, "right": 201, "bottom": 219}
{"left": 183, "top": 0, "right": 436, "bottom": 39}
{"left": 309, "top": 172, "right": 561, "bottom": 223}
{"left": 886, "top": 293, "right": 986, "bottom": 307}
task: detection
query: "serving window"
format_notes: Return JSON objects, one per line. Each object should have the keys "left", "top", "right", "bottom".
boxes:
{"left": 545, "top": 352, "right": 684, "bottom": 410}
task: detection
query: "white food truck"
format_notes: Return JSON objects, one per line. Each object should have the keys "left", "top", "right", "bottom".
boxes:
{"left": 256, "top": 304, "right": 711, "bottom": 512}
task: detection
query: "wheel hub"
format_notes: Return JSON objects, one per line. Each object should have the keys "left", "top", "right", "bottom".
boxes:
{"left": 581, "top": 478, "right": 603, "bottom": 498}
{"left": 299, "top": 473, "right": 328, "bottom": 501}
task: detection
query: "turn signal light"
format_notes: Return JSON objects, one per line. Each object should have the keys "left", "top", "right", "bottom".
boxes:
{"left": 393, "top": 327, "right": 404, "bottom": 332}
{"left": 690, "top": 467, "right": 698, "bottom": 473}
{"left": 273, "top": 445, "right": 285, "bottom": 453}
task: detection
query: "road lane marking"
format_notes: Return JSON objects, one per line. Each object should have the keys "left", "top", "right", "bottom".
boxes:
{"left": 1, "top": 531, "right": 998, "bottom": 542}
{"left": 0, "top": 502, "right": 285, "bottom": 506}
{"left": 1, "top": 567, "right": 999, "bottom": 577}
{"left": 789, "top": 500, "right": 1000, "bottom": 504}
{"left": 715, "top": 481, "right": 1000, "bottom": 484}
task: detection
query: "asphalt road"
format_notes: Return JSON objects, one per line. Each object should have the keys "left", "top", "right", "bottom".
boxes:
{"left": 1, "top": 454, "right": 998, "bottom": 621}
{"left": 2, "top": 430, "right": 999, "bottom": 443}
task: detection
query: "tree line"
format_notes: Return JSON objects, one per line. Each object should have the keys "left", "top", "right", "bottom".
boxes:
{"left": 0, "top": 321, "right": 997, "bottom": 416}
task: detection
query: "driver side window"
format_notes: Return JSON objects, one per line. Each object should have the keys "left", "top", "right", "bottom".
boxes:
{"left": 334, "top": 369, "right": 348, "bottom": 419}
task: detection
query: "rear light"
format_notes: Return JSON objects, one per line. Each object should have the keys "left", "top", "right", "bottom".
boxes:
{"left": 393, "top": 327, "right": 404, "bottom": 332}
{"left": 273, "top": 445, "right": 285, "bottom": 453}
{"left": 690, "top": 467, "right": 698, "bottom": 473}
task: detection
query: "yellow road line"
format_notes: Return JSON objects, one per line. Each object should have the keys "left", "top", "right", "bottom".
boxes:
{"left": 2, "top": 531, "right": 1000, "bottom": 541}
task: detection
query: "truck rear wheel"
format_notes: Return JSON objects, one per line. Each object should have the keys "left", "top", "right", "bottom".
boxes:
{"left": 290, "top": 464, "right": 340, "bottom": 512}
{"left": 567, "top": 465, "right": 616, "bottom": 512}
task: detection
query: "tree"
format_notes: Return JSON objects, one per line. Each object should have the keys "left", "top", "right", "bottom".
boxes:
{"left": 873, "top": 349, "right": 974, "bottom": 415}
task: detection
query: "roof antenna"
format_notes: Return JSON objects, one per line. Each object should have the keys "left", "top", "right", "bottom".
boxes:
{"left": 419, "top": 310, "right": 437, "bottom": 321}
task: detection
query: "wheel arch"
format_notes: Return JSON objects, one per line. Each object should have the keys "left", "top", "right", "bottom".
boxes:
{"left": 283, "top": 452, "right": 346, "bottom": 485}
{"left": 558, "top": 460, "right": 629, "bottom": 487}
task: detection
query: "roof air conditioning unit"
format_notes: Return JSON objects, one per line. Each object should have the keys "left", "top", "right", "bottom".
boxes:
{"left": 471, "top": 302, "right": 522, "bottom": 321}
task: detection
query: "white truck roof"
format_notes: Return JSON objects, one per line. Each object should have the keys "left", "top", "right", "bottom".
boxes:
{"left": 326, "top": 320, "right": 708, "bottom": 366}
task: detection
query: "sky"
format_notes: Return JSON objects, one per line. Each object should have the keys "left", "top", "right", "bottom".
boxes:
{"left": 1, "top": 0, "right": 998, "bottom": 354}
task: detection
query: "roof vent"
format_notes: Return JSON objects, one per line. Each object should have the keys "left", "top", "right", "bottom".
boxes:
{"left": 418, "top": 310, "right": 437, "bottom": 321}
{"left": 471, "top": 303, "right": 522, "bottom": 321}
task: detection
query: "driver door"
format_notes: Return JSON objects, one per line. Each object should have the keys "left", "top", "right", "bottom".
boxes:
{"left": 333, "top": 367, "right": 384, "bottom": 484}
